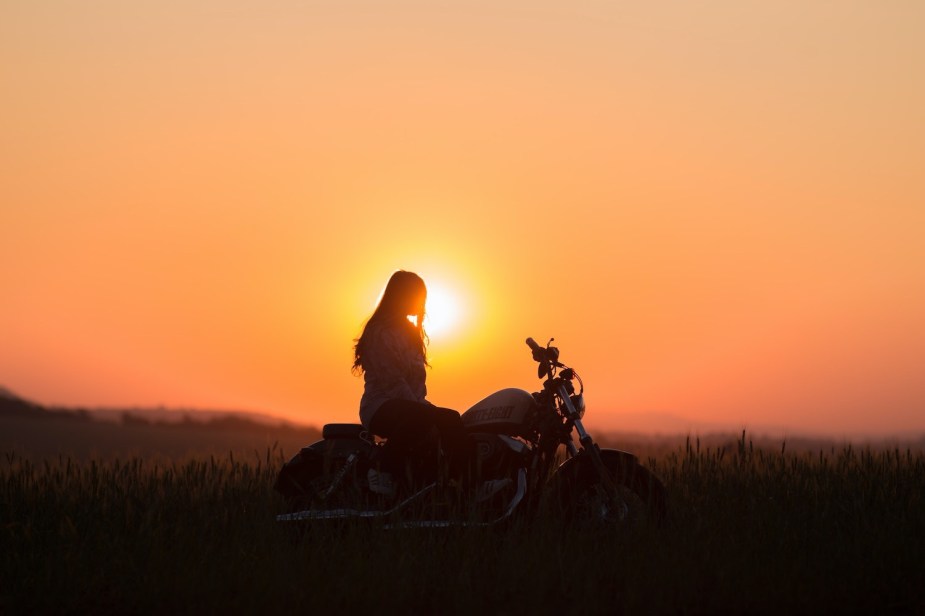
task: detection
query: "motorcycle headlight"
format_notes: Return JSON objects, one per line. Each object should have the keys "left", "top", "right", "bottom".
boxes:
{"left": 570, "top": 393, "right": 585, "bottom": 418}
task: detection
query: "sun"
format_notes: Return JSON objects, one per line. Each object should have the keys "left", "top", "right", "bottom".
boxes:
{"left": 423, "top": 281, "right": 461, "bottom": 339}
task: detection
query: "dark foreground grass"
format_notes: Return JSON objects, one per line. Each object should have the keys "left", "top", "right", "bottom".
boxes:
{"left": 3, "top": 437, "right": 924, "bottom": 614}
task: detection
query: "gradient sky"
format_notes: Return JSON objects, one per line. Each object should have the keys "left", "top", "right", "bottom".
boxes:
{"left": 2, "top": 1, "right": 923, "bottom": 438}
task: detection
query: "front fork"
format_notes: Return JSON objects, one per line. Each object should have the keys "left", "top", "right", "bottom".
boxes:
{"left": 559, "top": 385, "right": 630, "bottom": 521}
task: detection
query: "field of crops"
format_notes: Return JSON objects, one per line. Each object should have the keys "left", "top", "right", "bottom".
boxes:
{"left": 3, "top": 435, "right": 924, "bottom": 613}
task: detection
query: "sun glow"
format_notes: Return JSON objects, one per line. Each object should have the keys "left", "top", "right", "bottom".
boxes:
{"left": 424, "top": 281, "right": 462, "bottom": 339}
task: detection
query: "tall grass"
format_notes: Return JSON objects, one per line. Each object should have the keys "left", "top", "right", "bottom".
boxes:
{"left": 2, "top": 435, "right": 923, "bottom": 613}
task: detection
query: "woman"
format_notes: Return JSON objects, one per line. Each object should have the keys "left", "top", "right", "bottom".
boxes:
{"left": 353, "top": 270, "right": 506, "bottom": 500}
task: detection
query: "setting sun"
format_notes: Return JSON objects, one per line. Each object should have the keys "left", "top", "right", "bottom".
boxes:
{"left": 424, "top": 281, "right": 462, "bottom": 339}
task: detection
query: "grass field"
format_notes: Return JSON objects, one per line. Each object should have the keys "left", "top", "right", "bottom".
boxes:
{"left": 3, "top": 434, "right": 924, "bottom": 614}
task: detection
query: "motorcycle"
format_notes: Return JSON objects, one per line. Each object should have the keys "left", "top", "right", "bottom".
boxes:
{"left": 274, "top": 337, "right": 667, "bottom": 528}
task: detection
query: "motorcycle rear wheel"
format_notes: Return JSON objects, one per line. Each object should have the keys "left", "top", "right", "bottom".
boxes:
{"left": 277, "top": 452, "right": 370, "bottom": 514}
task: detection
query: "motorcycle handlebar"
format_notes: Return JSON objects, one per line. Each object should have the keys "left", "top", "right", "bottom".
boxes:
{"left": 525, "top": 337, "right": 547, "bottom": 363}
{"left": 526, "top": 336, "right": 574, "bottom": 386}
{"left": 526, "top": 336, "right": 559, "bottom": 364}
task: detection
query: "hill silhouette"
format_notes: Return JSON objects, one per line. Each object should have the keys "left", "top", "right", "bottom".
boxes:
{"left": 0, "top": 385, "right": 321, "bottom": 460}
{"left": 4, "top": 385, "right": 921, "bottom": 461}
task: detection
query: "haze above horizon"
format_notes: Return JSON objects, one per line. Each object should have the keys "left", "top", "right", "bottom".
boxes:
{"left": 2, "top": 0, "right": 923, "bottom": 439}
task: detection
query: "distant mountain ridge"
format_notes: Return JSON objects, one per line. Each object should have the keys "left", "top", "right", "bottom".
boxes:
{"left": 1, "top": 384, "right": 323, "bottom": 460}
{"left": 0, "top": 384, "right": 93, "bottom": 420}
{"left": 0, "top": 385, "right": 19, "bottom": 400}
{"left": 5, "top": 384, "right": 922, "bottom": 446}
{"left": 0, "top": 385, "right": 33, "bottom": 406}
{"left": 0, "top": 384, "right": 307, "bottom": 429}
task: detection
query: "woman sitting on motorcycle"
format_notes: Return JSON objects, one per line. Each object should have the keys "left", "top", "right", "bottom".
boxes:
{"left": 353, "top": 270, "right": 507, "bottom": 499}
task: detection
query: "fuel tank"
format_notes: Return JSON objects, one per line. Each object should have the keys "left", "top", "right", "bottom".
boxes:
{"left": 461, "top": 388, "right": 536, "bottom": 436}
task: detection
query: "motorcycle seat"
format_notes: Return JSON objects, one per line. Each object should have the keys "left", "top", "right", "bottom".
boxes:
{"left": 322, "top": 423, "right": 367, "bottom": 440}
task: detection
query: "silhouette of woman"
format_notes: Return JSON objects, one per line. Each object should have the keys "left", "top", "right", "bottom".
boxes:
{"left": 353, "top": 270, "right": 488, "bottom": 497}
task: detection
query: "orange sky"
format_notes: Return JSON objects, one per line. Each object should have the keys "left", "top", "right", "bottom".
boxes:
{"left": 2, "top": 1, "right": 923, "bottom": 438}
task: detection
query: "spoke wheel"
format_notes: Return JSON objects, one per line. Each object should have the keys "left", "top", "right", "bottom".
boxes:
{"left": 276, "top": 452, "right": 368, "bottom": 513}
{"left": 573, "top": 471, "right": 663, "bottom": 528}
{"left": 558, "top": 452, "right": 667, "bottom": 528}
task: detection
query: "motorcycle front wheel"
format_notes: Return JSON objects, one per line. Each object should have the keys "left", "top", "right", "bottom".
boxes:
{"left": 554, "top": 450, "right": 668, "bottom": 528}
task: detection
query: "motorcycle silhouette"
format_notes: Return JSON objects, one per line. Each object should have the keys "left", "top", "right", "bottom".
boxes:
{"left": 275, "top": 338, "right": 667, "bottom": 528}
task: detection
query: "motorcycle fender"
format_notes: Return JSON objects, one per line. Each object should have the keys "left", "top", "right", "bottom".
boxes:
{"left": 304, "top": 436, "right": 375, "bottom": 459}
{"left": 280, "top": 436, "right": 372, "bottom": 474}
{"left": 554, "top": 448, "right": 639, "bottom": 483}
{"left": 274, "top": 437, "right": 372, "bottom": 499}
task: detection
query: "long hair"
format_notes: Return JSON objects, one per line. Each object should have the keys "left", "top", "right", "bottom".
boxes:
{"left": 352, "top": 270, "right": 429, "bottom": 374}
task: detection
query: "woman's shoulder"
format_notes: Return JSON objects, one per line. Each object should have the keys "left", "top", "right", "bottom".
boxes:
{"left": 366, "top": 319, "right": 415, "bottom": 345}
